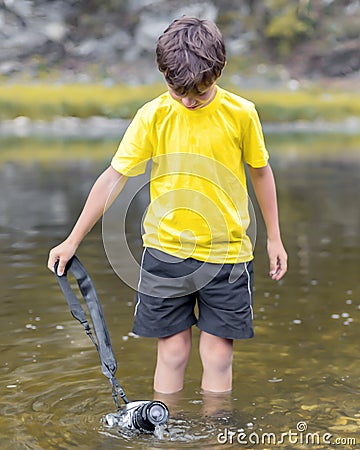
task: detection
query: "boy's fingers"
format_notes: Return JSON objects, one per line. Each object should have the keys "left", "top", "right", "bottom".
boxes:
{"left": 56, "top": 259, "right": 67, "bottom": 276}
{"left": 48, "top": 243, "right": 76, "bottom": 276}
{"left": 272, "top": 256, "right": 287, "bottom": 281}
{"left": 47, "top": 251, "right": 66, "bottom": 276}
{"left": 269, "top": 256, "right": 278, "bottom": 277}
{"left": 47, "top": 253, "right": 57, "bottom": 273}
{"left": 269, "top": 255, "right": 287, "bottom": 280}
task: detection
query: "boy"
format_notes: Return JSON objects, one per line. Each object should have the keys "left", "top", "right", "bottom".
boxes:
{"left": 48, "top": 17, "right": 287, "bottom": 394}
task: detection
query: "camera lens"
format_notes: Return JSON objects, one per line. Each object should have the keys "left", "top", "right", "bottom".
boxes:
{"left": 133, "top": 400, "right": 169, "bottom": 432}
{"left": 147, "top": 402, "right": 168, "bottom": 424}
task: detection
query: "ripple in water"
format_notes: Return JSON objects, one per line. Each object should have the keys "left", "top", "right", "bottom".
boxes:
{"left": 100, "top": 410, "right": 228, "bottom": 445}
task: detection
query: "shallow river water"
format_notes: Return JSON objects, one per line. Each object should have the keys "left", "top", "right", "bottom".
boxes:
{"left": 0, "top": 133, "right": 359, "bottom": 449}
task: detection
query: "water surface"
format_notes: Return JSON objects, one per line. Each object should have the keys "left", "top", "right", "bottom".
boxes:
{"left": 0, "top": 134, "right": 359, "bottom": 449}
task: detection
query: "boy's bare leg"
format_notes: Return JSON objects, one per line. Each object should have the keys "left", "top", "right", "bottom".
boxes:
{"left": 199, "top": 331, "right": 233, "bottom": 392}
{"left": 154, "top": 328, "right": 192, "bottom": 394}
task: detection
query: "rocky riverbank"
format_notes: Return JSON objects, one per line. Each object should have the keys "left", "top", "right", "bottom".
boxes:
{"left": 1, "top": 0, "right": 359, "bottom": 89}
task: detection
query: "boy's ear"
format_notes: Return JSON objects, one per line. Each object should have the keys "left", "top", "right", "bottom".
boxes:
{"left": 218, "top": 60, "right": 227, "bottom": 78}
{"left": 219, "top": 60, "right": 227, "bottom": 75}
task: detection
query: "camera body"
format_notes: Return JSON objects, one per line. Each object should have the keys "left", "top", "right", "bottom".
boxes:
{"left": 105, "top": 400, "right": 169, "bottom": 433}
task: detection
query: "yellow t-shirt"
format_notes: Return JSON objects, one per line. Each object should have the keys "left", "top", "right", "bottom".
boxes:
{"left": 111, "top": 86, "right": 269, "bottom": 263}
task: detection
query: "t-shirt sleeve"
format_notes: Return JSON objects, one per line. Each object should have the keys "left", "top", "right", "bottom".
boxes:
{"left": 111, "top": 108, "right": 153, "bottom": 176}
{"left": 242, "top": 105, "right": 269, "bottom": 168}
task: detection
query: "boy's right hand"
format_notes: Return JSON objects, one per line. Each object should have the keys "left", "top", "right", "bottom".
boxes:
{"left": 47, "top": 239, "right": 78, "bottom": 276}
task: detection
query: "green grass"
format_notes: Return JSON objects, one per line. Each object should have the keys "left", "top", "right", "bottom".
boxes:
{"left": 0, "top": 82, "right": 359, "bottom": 122}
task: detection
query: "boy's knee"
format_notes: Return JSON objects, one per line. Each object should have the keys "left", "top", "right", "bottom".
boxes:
{"left": 202, "top": 349, "right": 233, "bottom": 373}
{"left": 158, "top": 331, "right": 191, "bottom": 369}
{"left": 199, "top": 334, "right": 233, "bottom": 371}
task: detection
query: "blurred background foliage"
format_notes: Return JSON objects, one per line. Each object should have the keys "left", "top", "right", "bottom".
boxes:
{"left": 0, "top": 0, "right": 359, "bottom": 121}
{"left": 0, "top": 83, "right": 359, "bottom": 123}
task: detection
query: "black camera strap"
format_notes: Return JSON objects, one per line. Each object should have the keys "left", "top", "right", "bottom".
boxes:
{"left": 54, "top": 255, "right": 129, "bottom": 408}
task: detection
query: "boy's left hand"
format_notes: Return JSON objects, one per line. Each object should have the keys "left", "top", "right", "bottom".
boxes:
{"left": 267, "top": 238, "right": 288, "bottom": 281}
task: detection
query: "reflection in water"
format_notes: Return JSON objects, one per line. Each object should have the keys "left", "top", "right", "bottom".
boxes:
{"left": 0, "top": 135, "right": 359, "bottom": 449}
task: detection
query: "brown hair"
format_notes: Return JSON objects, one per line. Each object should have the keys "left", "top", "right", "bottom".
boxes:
{"left": 156, "top": 16, "right": 226, "bottom": 96}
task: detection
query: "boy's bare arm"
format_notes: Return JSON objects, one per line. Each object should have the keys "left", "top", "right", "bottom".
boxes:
{"left": 47, "top": 165, "right": 127, "bottom": 275}
{"left": 247, "top": 164, "right": 288, "bottom": 281}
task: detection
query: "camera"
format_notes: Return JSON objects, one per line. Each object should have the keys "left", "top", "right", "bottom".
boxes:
{"left": 105, "top": 400, "right": 169, "bottom": 433}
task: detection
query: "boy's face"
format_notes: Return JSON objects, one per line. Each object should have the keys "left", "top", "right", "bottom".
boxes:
{"left": 167, "top": 83, "right": 216, "bottom": 111}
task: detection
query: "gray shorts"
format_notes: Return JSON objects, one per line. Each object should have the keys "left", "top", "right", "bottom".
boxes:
{"left": 133, "top": 248, "right": 254, "bottom": 340}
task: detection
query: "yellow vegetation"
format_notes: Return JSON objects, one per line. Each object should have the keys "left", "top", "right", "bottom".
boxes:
{"left": 0, "top": 83, "right": 359, "bottom": 122}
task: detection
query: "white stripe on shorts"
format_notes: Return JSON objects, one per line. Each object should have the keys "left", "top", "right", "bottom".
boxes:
{"left": 134, "top": 250, "right": 146, "bottom": 317}
{"left": 244, "top": 262, "right": 253, "bottom": 319}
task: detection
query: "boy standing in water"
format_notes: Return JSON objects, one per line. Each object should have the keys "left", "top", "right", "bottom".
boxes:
{"left": 48, "top": 17, "right": 287, "bottom": 394}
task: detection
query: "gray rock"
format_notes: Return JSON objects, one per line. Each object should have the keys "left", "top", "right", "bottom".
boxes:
{"left": 0, "top": 0, "right": 358, "bottom": 83}
{"left": 0, "top": 60, "right": 22, "bottom": 75}
{"left": 71, "top": 31, "right": 131, "bottom": 58}
{"left": 43, "top": 22, "right": 68, "bottom": 42}
{"left": 124, "top": 1, "right": 218, "bottom": 60}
